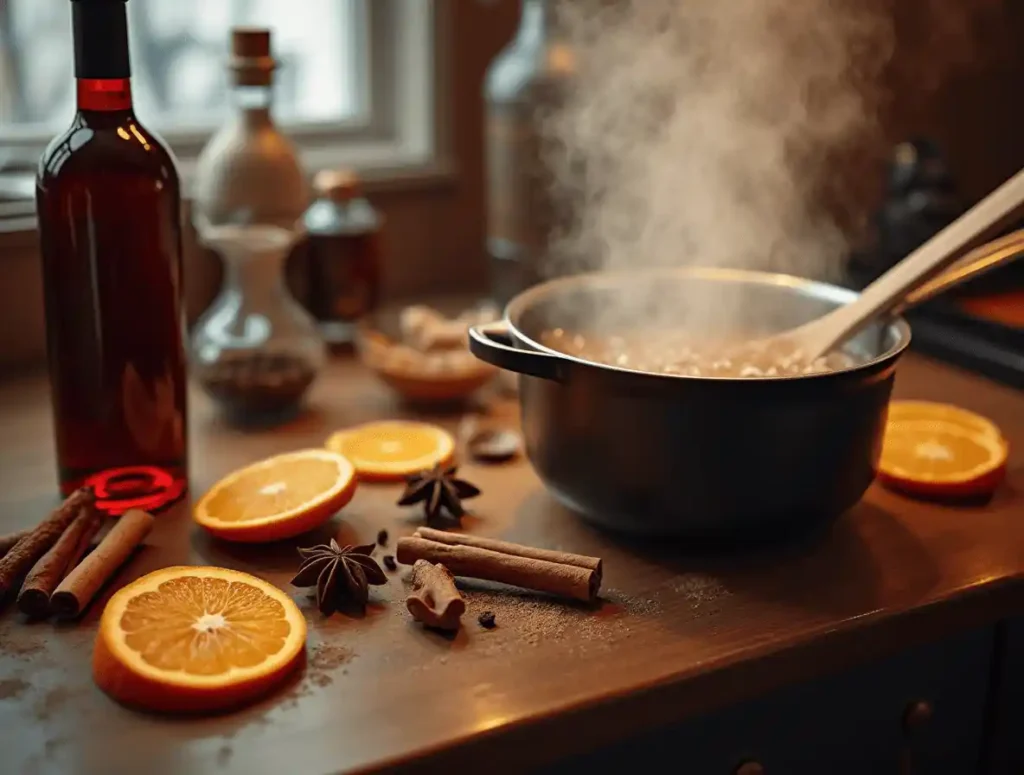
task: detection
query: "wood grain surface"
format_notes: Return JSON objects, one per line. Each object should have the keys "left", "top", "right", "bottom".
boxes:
{"left": 0, "top": 354, "right": 1022, "bottom": 775}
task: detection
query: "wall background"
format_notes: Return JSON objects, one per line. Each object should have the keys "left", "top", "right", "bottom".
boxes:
{"left": 0, "top": 0, "right": 521, "bottom": 372}
{"left": 0, "top": 0, "right": 1021, "bottom": 373}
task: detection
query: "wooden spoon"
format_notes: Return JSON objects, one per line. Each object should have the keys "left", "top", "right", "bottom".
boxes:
{"left": 781, "top": 166, "right": 1024, "bottom": 361}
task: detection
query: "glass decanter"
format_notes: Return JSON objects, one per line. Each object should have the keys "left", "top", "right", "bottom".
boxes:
{"left": 191, "top": 222, "right": 325, "bottom": 425}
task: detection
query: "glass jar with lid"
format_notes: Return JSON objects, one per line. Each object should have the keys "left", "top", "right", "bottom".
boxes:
{"left": 296, "top": 169, "right": 382, "bottom": 347}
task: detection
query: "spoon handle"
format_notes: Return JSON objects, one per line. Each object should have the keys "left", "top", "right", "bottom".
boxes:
{"left": 894, "top": 227, "right": 1024, "bottom": 314}
{"left": 801, "top": 166, "right": 1024, "bottom": 359}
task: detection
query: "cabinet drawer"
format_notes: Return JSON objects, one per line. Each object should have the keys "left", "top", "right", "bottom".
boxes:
{"left": 985, "top": 617, "right": 1024, "bottom": 775}
{"left": 548, "top": 627, "right": 993, "bottom": 775}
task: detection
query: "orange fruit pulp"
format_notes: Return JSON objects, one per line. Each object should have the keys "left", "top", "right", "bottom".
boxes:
{"left": 878, "top": 412, "right": 1008, "bottom": 499}
{"left": 325, "top": 420, "right": 455, "bottom": 481}
{"left": 886, "top": 400, "right": 1005, "bottom": 442}
{"left": 194, "top": 449, "right": 357, "bottom": 543}
{"left": 93, "top": 566, "right": 306, "bottom": 714}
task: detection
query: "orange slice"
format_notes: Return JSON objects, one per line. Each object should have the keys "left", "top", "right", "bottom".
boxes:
{"left": 325, "top": 421, "right": 455, "bottom": 481}
{"left": 194, "top": 449, "right": 357, "bottom": 543}
{"left": 887, "top": 400, "right": 1004, "bottom": 442}
{"left": 878, "top": 419, "right": 1008, "bottom": 499}
{"left": 93, "top": 566, "right": 306, "bottom": 713}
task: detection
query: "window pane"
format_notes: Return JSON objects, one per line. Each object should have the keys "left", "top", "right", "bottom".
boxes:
{"left": 0, "top": 0, "right": 363, "bottom": 135}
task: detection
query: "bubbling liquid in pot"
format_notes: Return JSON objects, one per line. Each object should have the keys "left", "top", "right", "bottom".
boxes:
{"left": 539, "top": 329, "right": 863, "bottom": 377}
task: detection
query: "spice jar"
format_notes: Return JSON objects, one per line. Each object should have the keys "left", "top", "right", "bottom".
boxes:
{"left": 191, "top": 223, "right": 325, "bottom": 426}
{"left": 298, "top": 169, "right": 382, "bottom": 346}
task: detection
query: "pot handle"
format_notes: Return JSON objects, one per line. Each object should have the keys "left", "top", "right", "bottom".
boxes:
{"left": 468, "top": 322, "right": 565, "bottom": 381}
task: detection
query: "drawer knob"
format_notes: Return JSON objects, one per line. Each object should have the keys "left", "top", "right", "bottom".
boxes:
{"left": 903, "top": 700, "right": 934, "bottom": 731}
{"left": 735, "top": 762, "right": 765, "bottom": 775}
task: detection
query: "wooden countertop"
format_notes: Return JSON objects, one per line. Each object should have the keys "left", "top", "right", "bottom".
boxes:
{"left": 1, "top": 354, "right": 1023, "bottom": 775}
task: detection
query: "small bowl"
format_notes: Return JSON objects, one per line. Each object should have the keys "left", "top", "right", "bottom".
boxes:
{"left": 356, "top": 307, "right": 499, "bottom": 403}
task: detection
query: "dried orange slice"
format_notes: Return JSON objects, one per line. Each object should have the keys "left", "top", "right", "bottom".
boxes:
{"left": 93, "top": 566, "right": 306, "bottom": 713}
{"left": 194, "top": 449, "right": 356, "bottom": 543}
{"left": 878, "top": 419, "right": 1008, "bottom": 499}
{"left": 325, "top": 421, "right": 455, "bottom": 481}
{"left": 887, "top": 400, "right": 1004, "bottom": 442}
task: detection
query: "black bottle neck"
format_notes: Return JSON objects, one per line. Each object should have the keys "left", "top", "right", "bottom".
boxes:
{"left": 73, "top": 0, "right": 131, "bottom": 80}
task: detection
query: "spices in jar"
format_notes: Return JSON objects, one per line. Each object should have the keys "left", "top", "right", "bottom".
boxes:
{"left": 198, "top": 352, "right": 318, "bottom": 423}
{"left": 300, "top": 169, "right": 381, "bottom": 345}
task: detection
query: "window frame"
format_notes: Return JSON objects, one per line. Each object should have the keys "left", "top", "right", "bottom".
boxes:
{"left": 0, "top": 0, "right": 454, "bottom": 232}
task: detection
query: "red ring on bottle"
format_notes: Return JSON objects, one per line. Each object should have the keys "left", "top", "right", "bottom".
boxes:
{"left": 84, "top": 465, "right": 186, "bottom": 516}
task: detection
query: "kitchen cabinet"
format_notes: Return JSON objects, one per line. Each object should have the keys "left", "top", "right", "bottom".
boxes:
{"left": 985, "top": 617, "right": 1024, "bottom": 774}
{"left": 548, "top": 628, "right": 992, "bottom": 774}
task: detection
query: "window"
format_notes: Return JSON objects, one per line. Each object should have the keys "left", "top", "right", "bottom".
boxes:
{"left": 1, "top": 0, "right": 364, "bottom": 134}
{"left": 0, "top": 0, "right": 443, "bottom": 215}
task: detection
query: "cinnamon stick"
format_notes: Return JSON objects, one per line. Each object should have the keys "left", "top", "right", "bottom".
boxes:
{"left": 414, "top": 527, "right": 602, "bottom": 574}
{"left": 17, "top": 504, "right": 102, "bottom": 617}
{"left": 0, "top": 488, "right": 94, "bottom": 602}
{"left": 406, "top": 560, "right": 465, "bottom": 631}
{"left": 51, "top": 509, "right": 154, "bottom": 620}
{"left": 396, "top": 536, "right": 602, "bottom": 602}
{"left": 0, "top": 529, "right": 32, "bottom": 559}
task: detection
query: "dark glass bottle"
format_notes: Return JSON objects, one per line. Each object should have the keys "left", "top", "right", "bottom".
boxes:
{"left": 35, "top": 0, "right": 188, "bottom": 514}
{"left": 301, "top": 169, "right": 381, "bottom": 347}
{"left": 484, "top": 0, "right": 574, "bottom": 306}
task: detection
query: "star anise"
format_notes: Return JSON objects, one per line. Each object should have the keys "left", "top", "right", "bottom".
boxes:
{"left": 398, "top": 464, "right": 481, "bottom": 525}
{"left": 289, "top": 539, "right": 387, "bottom": 616}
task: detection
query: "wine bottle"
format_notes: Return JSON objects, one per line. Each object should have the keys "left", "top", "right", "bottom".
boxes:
{"left": 35, "top": 0, "right": 188, "bottom": 514}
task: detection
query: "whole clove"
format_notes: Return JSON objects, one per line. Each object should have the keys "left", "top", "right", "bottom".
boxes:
{"left": 478, "top": 611, "right": 497, "bottom": 629}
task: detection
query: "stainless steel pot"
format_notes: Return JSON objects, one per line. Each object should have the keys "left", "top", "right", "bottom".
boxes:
{"left": 469, "top": 267, "right": 912, "bottom": 539}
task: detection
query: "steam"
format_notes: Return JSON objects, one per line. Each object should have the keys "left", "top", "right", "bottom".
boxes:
{"left": 538, "top": 0, "right": 1004, "bottom": 335}
{"left": 543, "top": 0, "right": 889, "bottom": 283}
